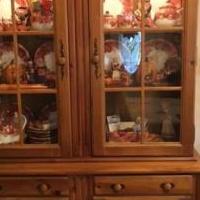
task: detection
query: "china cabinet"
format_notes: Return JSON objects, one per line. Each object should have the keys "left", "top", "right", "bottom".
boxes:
{"left": 0, "top": 0, "right": 199, "bottom": 200}
{"left": 0, "top": 0, "right": 71, "bottom": 158}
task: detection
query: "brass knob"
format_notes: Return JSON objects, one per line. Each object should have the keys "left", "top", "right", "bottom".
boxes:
{"left": 92, "top": 55, "right": 100, "bottom": 65}
{"left": 58, "top": 57, "right": 66, "bottom": 65}
{"left": 160, "top": 182, "right": 175, "bottom": 192}
{"left": 38, "top": 183, "right": 50, "bottom": 194}
{"left": 111, "top": 184, "right": 125, "bottom": 192}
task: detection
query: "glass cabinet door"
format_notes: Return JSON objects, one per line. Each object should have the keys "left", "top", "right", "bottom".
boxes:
{"left": 90, "top": 0, "right": 197, "bottom": 156}
{"left": 0, "top": 0, "right": 71, "bottom": 158}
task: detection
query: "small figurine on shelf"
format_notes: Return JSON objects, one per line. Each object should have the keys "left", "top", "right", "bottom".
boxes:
{"left": 144, "top": 0, "right": 156, "bottom": 27}
{"left": 112, "top": 62, "right": 121, "bottom": 81}
{"left": 163, "top": 57, "right": 181, "bottom": 85}
{"left": 121, "top": 71, "right": 132, "bottom": 87}
{"left": 15, "top": 6, "right": 31, "bottom": 31}
{"left": 134, "top": 0, "right": 155, "bottom": 28}
{"left": 133, "top": 116, "right": 142, "bottom": 134}
{"left": 161, "top": 101, "right": 176, "bottom": 141}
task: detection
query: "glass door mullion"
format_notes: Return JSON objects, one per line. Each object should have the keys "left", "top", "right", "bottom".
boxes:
{"left": 140, "top": 0, "right": 145, "bottom": 144}
{"left": 11, "top": 0, "right": 23, "bottom": 145}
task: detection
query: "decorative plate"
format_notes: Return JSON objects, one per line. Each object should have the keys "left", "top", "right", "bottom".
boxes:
{"left": 145, "top": 39, "right": 178, "bottom": 70}
{"left": 0, "top": 42, "right": 30, "bottom": 68}
{"left": 0, "top": 42, "right": 30, "bottom": 84}
{"left": 151, "top": 0, "right": 183, "bottom": 27}
{"left": 144, "top": 38, "right": 180, "bottom": 85}
{"left": 34, "top": 42, "right": 55, "bottom": 71}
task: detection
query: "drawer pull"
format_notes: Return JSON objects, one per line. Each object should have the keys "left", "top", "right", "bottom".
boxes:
{"left": 160, "top": 182, "right": 175, "bottom": 193}
{"left": 111, "top": 184, "right": 125, "bottom": 192}
{"left": 38, "top": 183, "right": 50, "bottom": 194}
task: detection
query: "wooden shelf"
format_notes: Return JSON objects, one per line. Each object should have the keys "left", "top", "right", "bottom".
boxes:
{"left": 0, "top": 31, "right": 55, "bottom": 36}
{"left": 19, "top": 88, "right": 57, "bottom": 94}
{"left": 144, "top": 86, "right": 182, "bottom": 91}
{"left": 104, "top": 86, "right": 182, "bottom": 93}
{"left": 104, "top": 28, "right": 141, "bottom": 34}
{"left": 104, "top": 27, "right": 183, "bottom": 34}
{"left": 16, "top": 31, "right": 55, "bottom": 36}
{"left": 0, "top": 84, "right": 57, "bottom": 94}
{"left": 105, "top": 87, "right": 141, "bottom": 92}
{"left": 145, "top": 27, "right": 184, "bottom": 33}
{"left": 0, "top": 31, "right": 13, "bottom": 36}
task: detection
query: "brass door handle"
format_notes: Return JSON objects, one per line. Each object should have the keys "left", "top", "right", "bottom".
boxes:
{"left": 58, "top": 39, "right": 66, "bottom": 79}
{"left": 37, "top": 183, "right": 51, "bottom": 194}
{"left": 58, "top": 57, "right": 66, "bottom": 66}
{"left": 160, "top": 182, "right": 175, "bottom": 193}
{"left": 111, "top": 183, "right": 125, "bottom": 193}
{"left": 92, "top": 38, "right": 101, "bottom": 79}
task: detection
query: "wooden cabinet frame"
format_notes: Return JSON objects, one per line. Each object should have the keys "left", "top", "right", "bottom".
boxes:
{"left": 89, "top": 0, "right": 198, "bottom": 157}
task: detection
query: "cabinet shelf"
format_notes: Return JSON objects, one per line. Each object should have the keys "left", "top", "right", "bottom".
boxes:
{"left": 0, "top": 84, "right": 57, "bottom": 94}
{"left": 104, "top": 28, "right": 141, "bottom": 34}
{"left": 0, "top": 31, "right": 54, "bottom": 36}
{"left": 0, "top": 144, "right": 59, "bottom": 149}
{"left": 0, "top": 31, "right": 13, "bottom": 36}
{"left": 104, "top": 27, "right": 183, "bottom": 34}
{"left": 145, "top": 27, "right": 184, "bottom": 33}
{"left": 104, "top": 86, "right": 182, "bottom": 93}
{"left": 16, "top": 31, "right": 55, "bottom": 36}
{"left": 105, "top": 87, "right": 141, "bottom": 92}
{"left": 144, "top": 86, "right": 182, "bottom": 92}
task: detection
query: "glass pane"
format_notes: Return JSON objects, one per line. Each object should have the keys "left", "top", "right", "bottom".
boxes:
{"left": 106, "top": 92, "right": 141, "bottom": 143}
{"left": 103, "top": 0, "right": 141, "bottom": 29}
{"left": 0, "top": 37, "right": 18, "bottom": 86}
{"left": 150, "top": 0, "right": 184, "bottom": 28}
{"left": 0, "top": 95, "right": 20, "bottom": 145}
{"left": 15, "top": 0, "right": 54, "bottom": 31}
{"left": 145, "top": 91, "right": 181, "bottom": 142}
{"left": 144, "top": 33, "right": 182, "bottom": 86}
{"left": 22, "top": 94, "right": 58, "bottom": 144}
{"left": 18, "top": 36, "right": 56, "bottom": 88}
{"left": 0, "top": 0, "right": 13, "bottom": 31}
{"left": 105, "top": 33, "right": 141, "bottom": 87}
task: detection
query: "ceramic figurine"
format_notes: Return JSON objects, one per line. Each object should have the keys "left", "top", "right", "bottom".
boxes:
{"left": 161, "top": 101, "right": 176, "bottom": 140}
{"left": 134, "top": 0, "right": 155, "bottom": 28}
{"left": 15, "top": 6, "right": 31, "bottom": 31}
{"left": 144, "top": 0, "right": 156, "bottom": 27}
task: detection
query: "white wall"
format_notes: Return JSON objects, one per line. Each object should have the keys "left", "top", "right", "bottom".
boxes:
{"left": 195, "top": 0, "right": 200, "bottom": 152}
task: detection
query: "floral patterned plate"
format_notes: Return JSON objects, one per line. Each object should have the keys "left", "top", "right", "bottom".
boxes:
{"left": 144, "top": 38, "right": 181, "bottom": 85}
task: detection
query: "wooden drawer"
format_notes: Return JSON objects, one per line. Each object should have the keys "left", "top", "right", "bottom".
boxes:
{"left": 94, "top": 176, "right": 194, "bottom": 196}
{"left": 0, "top": 198, "right": 69, "bottom": 200}
{"left": 0, "top": 177, "right": 70, "bottom": 197}
{"left": 93, "top": 197, "right": 192, "bottom": 200}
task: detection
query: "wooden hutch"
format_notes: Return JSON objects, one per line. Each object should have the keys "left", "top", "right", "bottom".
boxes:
{"left": 0, "top": 0, "right": 199, "bottom": 199}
